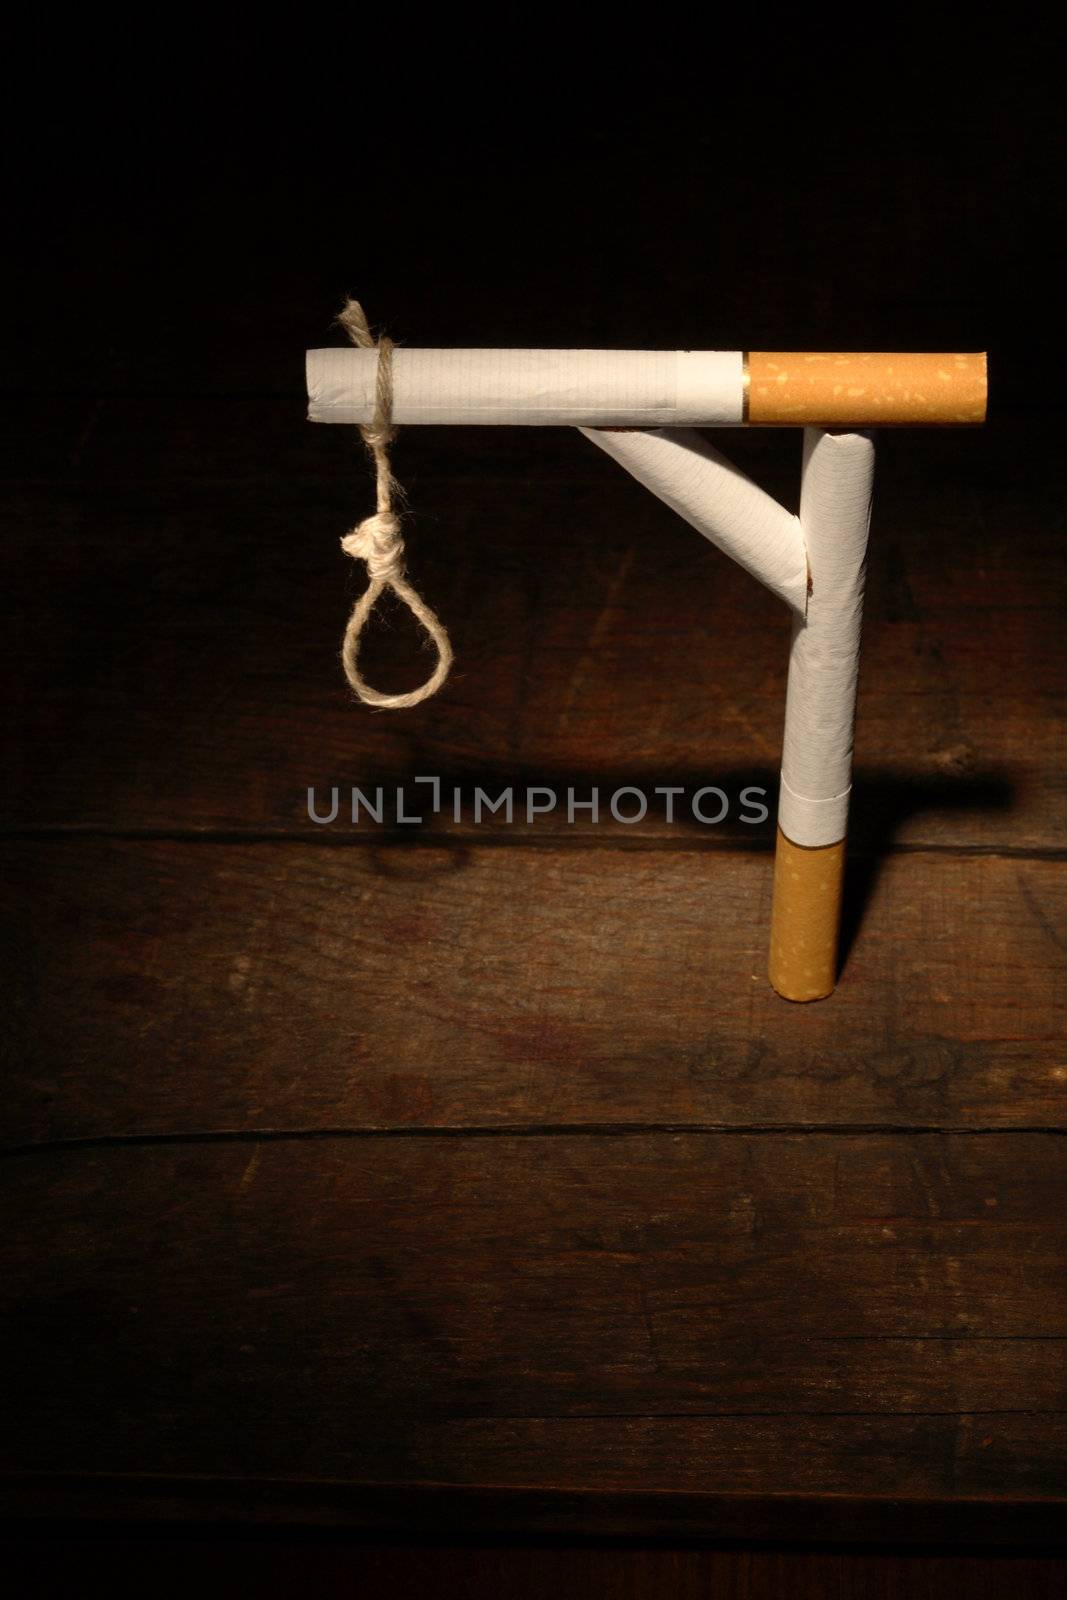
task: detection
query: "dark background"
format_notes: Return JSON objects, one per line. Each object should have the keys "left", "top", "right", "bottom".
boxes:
{"left": 5, "top": 26, "right": 1062, "bottom": 408}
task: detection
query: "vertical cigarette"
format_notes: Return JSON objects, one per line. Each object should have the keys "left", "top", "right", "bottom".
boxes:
{"left": 769, "top": 429, "right": 875, "bottom": 1001}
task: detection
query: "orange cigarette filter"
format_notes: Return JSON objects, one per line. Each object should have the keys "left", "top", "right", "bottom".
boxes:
{"left": 768, "top": 832, "right": 847, "bottom": 1003}
{"left": 746, "top": 352, "right": 987, "bottom": 426}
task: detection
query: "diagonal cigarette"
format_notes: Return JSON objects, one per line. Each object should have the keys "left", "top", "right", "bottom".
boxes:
{"left": 308, "top": 344, "right": 987, "bottom": 1000}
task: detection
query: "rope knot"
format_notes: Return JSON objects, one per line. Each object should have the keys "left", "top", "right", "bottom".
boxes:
{"left": 341, "top": 511, "right": 403, "bottom": 584}
{"left": 333, "top": 298, "right": 453, "bottom": 710}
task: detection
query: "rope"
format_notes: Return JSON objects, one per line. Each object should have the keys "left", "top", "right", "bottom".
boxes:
{"left": 336, "top": 299, "right": 452, "bottom": 709}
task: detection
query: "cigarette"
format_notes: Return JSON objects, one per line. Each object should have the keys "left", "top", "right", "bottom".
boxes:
{"left": 769, "top": 428, "right": 875, "bottom": 1001}
{"left": 307, "top": 348, "right": 986, "bottom": 429}
{"left": 308, "top": 335, "right": 986, "bottom": 1002}
{"left": 579, "top": 426, "right": 808, "bottom": 613}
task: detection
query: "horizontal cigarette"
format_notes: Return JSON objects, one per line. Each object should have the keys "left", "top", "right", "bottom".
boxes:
{"left": 307, "top": 348, "right": 986, "bottom": 428}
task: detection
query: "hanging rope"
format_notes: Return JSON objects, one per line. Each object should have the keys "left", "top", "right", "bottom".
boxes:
{"left": 336, "top": 299, "right": 452, "bottom": 708}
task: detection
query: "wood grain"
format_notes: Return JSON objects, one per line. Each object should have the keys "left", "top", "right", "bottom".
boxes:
{"left": 3, "top": 383, "right": 1065, "bottom": 1542}
{"left": 2, "top": 1480, "right": 1066, "bottom": 1552}
{"left": 5, "top": 83, "right": 1066, "bottom": 1553}
{"left": 1, "top": 1529, "right": 1066, "bottom": 1600}
{"left": 1, "top": 1135, "right": 1064, "bottom": 1514}
{"left": 1, "top": 411, "right": 1063, "bottom": 848}
{"left": 1, "top": 839, "right": 1064, "bottom": 1145}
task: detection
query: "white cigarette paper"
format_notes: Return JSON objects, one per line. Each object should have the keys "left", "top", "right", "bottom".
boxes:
{"left": 579, "top": 427, "right": 809, "bottom": 615}
{"left": 307, "top": 348, "right": 745, "bottom": 427}
{"left": 778, "top": 429, "right": 874, "bottom": 848}
{"left": 583, "top": 425, "right": 872, "bottom": 847}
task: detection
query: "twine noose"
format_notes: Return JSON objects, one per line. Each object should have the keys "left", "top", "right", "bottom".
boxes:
{"left": 337, "top": 299, "right": 452, "bottom": 708}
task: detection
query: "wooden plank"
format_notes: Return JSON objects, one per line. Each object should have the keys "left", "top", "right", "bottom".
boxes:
{"left": 1, "top": 1481, "right": 1066, "bottom": 1554}
{"left": 2, "top": 1482, "right": 1067, "bottom": 1554}
{"left": 1, "top": 1135, "right": 1064, "bottom": 1520}
{"left": 2, "top": 841, "right": 1064, "bottom": 1143}
{"left": 2, "top": 413, "right": 1063, "bottom": 847}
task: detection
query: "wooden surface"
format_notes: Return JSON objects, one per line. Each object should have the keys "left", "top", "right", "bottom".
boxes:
{"left": 2, "top": 376, "right": 1066, "bottom": 1545}
{"left": 6, "top": 1529, "right": 1067, "bottom": 1600}
{"left": 6, "top": 1528, "right": 1067, "bottom": 1600}
{"left": 2, "top": 407, "right": 1064, "bottom": 849}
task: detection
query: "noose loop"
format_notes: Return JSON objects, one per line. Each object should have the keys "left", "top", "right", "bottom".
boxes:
{"left": 337, "top": 299, "right": 452, "bottom": 709}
